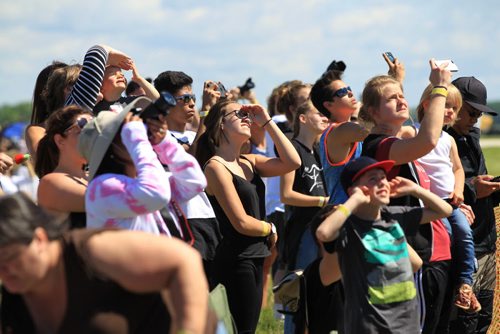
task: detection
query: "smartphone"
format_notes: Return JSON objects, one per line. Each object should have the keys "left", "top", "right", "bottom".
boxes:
{"left": 435, "top": 59, "right": 459, "bottom": 72}
{"left": 491, "top": 176, "right": 500, "bottom": 182}
{"left": 206, "top": 81, "right": 227, "bottom": 98}
{"left": 385, "top": 52, "right": 395, "bottom": 63}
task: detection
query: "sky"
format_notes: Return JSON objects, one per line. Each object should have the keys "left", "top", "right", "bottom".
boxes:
{"left": 1, "top": 0, "right": 500, "bottom": 111}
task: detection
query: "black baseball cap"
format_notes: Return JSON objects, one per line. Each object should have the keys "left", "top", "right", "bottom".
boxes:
{"left": 340, "top": 157, "right": 395, "bottom": 192}
{"left": 452, "top": 77, "right": 497, "bottom": 116}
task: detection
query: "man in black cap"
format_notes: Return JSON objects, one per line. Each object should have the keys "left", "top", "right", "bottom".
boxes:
{"left": 446, "top": 76, "right": 500, "bottom": 333}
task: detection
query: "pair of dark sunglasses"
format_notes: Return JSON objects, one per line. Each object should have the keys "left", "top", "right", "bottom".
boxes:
{"left": 466, "top": 108, "right": 483, "bottom": 119}
{"left": 175, "top": 93, "right": 196, "bottom": 104}
{"left": 332, "top": 86, "right": 352, "bottom": 99}
{"left": 64, "top": 117, "right": 92, "bottom": 133}
{"left": 224, "top": 109, "right": 250, "bottom": 120}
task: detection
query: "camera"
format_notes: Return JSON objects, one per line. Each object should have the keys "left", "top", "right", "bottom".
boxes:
{"left": 239, "top": 77, "right": 255, "bottom": 95}
{"left": 134, "top": 91, "right": 177, "bottom": 120}
{"left": 326, "top": 60, "right": 346, "bottom": 73}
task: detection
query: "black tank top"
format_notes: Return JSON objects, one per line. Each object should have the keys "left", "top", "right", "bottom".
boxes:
{"left": 1, "top": 229, "right": 171, "bottom": 334}
{"left": 207, "top": 156, "right": 270, "bottom": 259}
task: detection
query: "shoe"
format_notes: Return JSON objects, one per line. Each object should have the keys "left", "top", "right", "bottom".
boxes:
{"left": 466, "top": 291, "right": 482, "bottom": 313}
{"left": 454, "top": 284, "right": 472, "bottom": 310}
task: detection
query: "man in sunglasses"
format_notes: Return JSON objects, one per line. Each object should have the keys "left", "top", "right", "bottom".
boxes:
{"left": 310, "top": 69, "right": 369, "bottom": 206}
{"left": 154, "top": 70, "right": 223, "bottom": 289}
{"left": 446, "top": 76, "right": 500, "bottom": 334}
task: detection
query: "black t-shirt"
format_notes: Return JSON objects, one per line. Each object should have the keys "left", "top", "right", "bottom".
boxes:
{"left": 284, "top": 139, "right": 326, "bottom": 268}
{"left": 207, "top": 157, "right": 270, "bottom": 259}
{"left": 445, "top": 126, "right": 498, "bottom": 256}
{"left": 93, "top": 96, "right": 138, "bottom": 115}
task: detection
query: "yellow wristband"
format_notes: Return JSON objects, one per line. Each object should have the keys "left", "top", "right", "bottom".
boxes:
{"left": 337, "top": 204, "right": 351, "bottom": 218}
{"left": 317, "top": 196, "right": 326, "bottom": 207}
{"left": 261, "top": 221, "right": 271, "bottom": 236}
{"left": 431, "top": 87, "right": 448, "bottom": 98}
{"left": 199, "top": 110, "right": 209, "bottom": 117}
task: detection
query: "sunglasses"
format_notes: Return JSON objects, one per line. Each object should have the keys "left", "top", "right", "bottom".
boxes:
{"left": 64, "top": 116, "right": 92, "bottom": 133}
{"left": 332, "top": 86, "right": 352, "bottom": 99}
{"left": 466, "top": 107, "right": 483, "bottom": 119}
{"left": 175, "top": 93, "right": 196, "bottom": 104}
{"left": 224, "top": 109, "right": 250, "bottom": 120}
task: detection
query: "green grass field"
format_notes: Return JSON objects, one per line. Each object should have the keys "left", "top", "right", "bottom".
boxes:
{"left": 484, "top": 147, "right": 500, "bottom": 176}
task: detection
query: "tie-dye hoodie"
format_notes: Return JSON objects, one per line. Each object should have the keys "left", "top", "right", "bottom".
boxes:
{"left": 85, "top": 121, "right": 206, "bottom": 235}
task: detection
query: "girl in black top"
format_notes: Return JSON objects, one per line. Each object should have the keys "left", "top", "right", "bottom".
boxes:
{"left": 196, "top": 99, "right": 300, "bottom": 333}
{"left": 280, "top": 100, "right": 329, "bottom": 271}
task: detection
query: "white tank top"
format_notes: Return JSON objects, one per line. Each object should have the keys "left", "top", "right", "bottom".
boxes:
{"left": 416, "top": 125, "right": 454, "bottom": 198}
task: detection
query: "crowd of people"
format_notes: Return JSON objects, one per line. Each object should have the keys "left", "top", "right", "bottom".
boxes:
{"left": 0, "top": 44, "right": 499, "bottom": 334}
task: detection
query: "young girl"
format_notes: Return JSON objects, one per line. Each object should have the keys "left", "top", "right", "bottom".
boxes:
{"left": 196, "top": 100, "right": 300, "bottom": 333}
{"left": 280, "top": 100, "right": 329, "bottom": 271}
{"left": 359, "top": 60, "right": 453, "bottom": 333}
{"left": 280, "top": 100, "right": 329, "bottom": 333}
{"left": 26, "top": 44, "right": 132, "bottom": 162}
{"left": 36, "top": 105, "right": 93, "bottom": 229}
{"left": 415, "top": 84, "right": 480, "bottom": 312}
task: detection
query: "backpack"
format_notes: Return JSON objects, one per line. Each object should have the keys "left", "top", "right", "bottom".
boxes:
{"left": 272, "top": 269, "right": 309, "bottom": 330}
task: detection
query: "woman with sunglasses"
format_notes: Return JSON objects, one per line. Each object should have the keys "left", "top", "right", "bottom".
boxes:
{"left": 310, "top": 70, "right": 370, "bottom": 207}
{"left": 35, "top": 105, "right": 93, "bottom": 229}
{"left": 196, "top": 100, "right": 300, "bottom": 333}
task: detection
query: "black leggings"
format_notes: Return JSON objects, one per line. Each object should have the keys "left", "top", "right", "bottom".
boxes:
{"left": 214, "top": 256, "right": 264, "bottom": 334}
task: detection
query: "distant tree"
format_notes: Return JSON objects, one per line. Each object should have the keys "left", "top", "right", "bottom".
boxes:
{"left": 0, "top": 102, "right": 31, "bottom": 127}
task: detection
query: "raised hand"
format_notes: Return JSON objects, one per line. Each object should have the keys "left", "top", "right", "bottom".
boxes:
{"left": 389, "top": 176, "right": 418, "bottom": 198}
{"left": 383, "top": 53, "right": 405, "bottom": 84}
{"left": 241, "top": 104, "right": 270, "bottom": 127}
{"left": 145, "top": 114, "right": 169, "bottom": 145}
{"left": 429, "top": 58, "right": 452, "bottom": 88}
{"left": 106, "top": 46, "right": 133, "bottom": 71}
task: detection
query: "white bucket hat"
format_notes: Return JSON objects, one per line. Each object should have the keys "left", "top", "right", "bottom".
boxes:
{"left": 78, "top": 96, "right": 152, "bottom": 180}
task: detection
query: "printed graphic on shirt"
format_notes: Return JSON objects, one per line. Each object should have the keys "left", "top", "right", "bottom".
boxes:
{"left": 361, "top": 224, "right": 416, "bottom": 305}
{"left": 301, "top": 163, "right": 324, "bottom": 193}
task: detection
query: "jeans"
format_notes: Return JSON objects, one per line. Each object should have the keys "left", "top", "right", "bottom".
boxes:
{"left": 447, "top": 208, "right": 475, "bottom": 286}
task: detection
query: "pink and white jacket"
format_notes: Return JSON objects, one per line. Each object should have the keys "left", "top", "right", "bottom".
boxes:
{"left": 85, "top": 121, "right": 206, "bottom": 235}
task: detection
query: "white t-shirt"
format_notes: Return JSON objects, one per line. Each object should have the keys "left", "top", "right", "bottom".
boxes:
{"left": 170, "top": 130, "right": 216, "bottom": 219}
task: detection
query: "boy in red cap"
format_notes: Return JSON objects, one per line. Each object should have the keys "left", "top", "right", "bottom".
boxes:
{"left": 316, "top": 156, "right": 452, "bottom": 333}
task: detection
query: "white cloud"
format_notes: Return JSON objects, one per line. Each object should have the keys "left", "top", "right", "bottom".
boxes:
{"left": 1, "top": 0, "right": 500, "bottom": 110}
